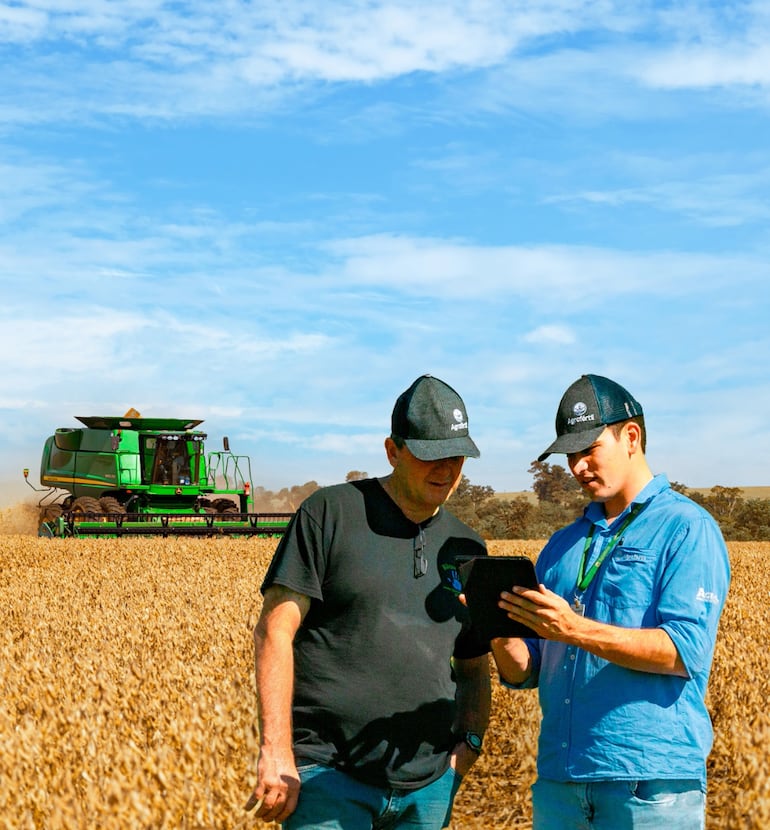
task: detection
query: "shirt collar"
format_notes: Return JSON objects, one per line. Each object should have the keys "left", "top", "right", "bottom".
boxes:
{"left": 584, "top": 473, "right": 669, "bottom": 529}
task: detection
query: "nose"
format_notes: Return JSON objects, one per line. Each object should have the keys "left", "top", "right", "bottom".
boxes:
{"left": 432, "top": 456, "right": 464, "bottom": 474}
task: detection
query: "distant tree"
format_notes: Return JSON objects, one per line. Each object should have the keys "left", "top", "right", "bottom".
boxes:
{"left": 345, "top": 470, "right": 369, "bottom": 481}
{"left": 690, "top": 486, "right": 744, "bottom": 525}
{"left": 288, "top": 481, "right": 320, "bottom": 510}
{"left": 447, "top": 475, "right": 496, "bottom": 527}
{"left": 528, "top": 461, "right": 582, "bottom": 507}
{"left": 734, "top": 498, "right": 770, "bottom": 541}
{"left": 669, "top": 481, "right": 690, "bottom": 494}
{"left": 487, "top": 496, "right": 534, "bottom": 540}
{"left": 455, "top": 475, "right": 496, "bottom": 506}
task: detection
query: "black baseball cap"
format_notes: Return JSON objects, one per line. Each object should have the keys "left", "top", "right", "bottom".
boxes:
{"left": 538, "top": 374, "right": 643, "bottom": 461}
{"left": 391, "top": 375, "right": 480, "bottom": 461}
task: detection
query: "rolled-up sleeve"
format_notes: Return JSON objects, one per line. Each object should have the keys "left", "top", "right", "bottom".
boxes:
{"left": 657, "top": 515, "right": 730, "bottom": 678}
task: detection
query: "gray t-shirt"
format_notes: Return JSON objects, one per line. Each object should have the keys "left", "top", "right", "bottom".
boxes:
{"left": 261, "top": 478, "right": 488, "bottom": 789}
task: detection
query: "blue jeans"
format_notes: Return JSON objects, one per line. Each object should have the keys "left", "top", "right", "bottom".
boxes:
{"left": 532, "top": 778, "right": 706, "bottom": 830}
{"left": 283, "top": 762, "right": 463, "bottom": 830}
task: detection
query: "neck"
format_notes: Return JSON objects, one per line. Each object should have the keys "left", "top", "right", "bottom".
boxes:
{"left": 602, "top": 469, "right": 654, "bottom": 523}
{"left": 379, "top": 475, "right": 439, "bottom": 524}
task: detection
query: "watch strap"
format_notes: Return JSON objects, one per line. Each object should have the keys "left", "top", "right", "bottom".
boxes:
{"left": 461, "top": 730, "right": 483, "bottom": 754}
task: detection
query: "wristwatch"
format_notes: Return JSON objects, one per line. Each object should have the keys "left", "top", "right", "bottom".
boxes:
{"left": 460, "top": 730, "right": 483, "bottom": 754}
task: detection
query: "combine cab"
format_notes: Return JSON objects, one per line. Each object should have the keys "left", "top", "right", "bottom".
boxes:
{"left": 24, "top": 412, "right": 293, "bottom": 538}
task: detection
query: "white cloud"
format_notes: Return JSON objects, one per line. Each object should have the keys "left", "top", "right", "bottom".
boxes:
{"left": 637, "top": 45, "right": 770, "bottom": 90}
{"left": 324, "top": 234, "right": 770, "bottom": 302}
{"left": 523, "top": 325, "right": 575, "bottom": 345}
{"left": 5, "top": 1, "right": 747, "bottom": 125}
{"left": 301, "top": 431, "right": 385, "bottom": 454}
{"left": 545, "top": 166, "right": 770, "bottom": 227}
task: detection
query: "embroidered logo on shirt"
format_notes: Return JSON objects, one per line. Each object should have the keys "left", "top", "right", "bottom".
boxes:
{"left": 696, "top": 587, "right": 719, "bottom": 604}
{"left": 442, "top": 562, "right": 463, "bottom": 595}
{"left": 614, "top": 552, "right": 653, "bottom": 563}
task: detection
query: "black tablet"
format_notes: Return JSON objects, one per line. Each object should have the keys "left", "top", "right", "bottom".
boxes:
{"left": 458, "top": 555, "right": 542, "bottom": 640}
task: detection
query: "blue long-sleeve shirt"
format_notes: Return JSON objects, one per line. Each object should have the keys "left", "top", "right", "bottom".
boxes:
{"left": 509, "top": 475, "right": 730, "bottom": 786}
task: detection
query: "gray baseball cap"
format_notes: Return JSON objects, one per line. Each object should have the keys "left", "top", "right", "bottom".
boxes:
{"left": 391, "top": 375, "right": 480, "bottom": 461}
{"left": 538, "top": 374, "right": 643, "bottom": 461}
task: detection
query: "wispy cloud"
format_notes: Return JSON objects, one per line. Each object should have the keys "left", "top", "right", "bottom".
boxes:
{"left": 6, "top": 1, "right": 769, "bottom": 128}
{"left": 545, "top": 166, "right": 770, "bottom": 227}
{"left": 523, "top": 325, "right": 575, "bottom": 346}
{"left": 323, "top": 234, "right": 769, "bottom": 302}
{"left": 638, "top": 45, "right": 770, "bottom": 90}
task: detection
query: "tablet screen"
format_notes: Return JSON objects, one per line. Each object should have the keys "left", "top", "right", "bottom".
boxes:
{"left": 458, "top": 555, "right": 542, "bottom": 640}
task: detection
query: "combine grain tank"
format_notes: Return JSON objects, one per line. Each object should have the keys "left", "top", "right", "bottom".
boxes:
{"left": 24, "top": 411, "right": 292, "bottom": 537}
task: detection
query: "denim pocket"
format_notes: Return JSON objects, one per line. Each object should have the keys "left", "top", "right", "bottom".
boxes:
{"left": 296, "top": 760, "right": 324, "bottom": 777}
{"left": 631, "top": 778, "right": 703, "bottom": 803}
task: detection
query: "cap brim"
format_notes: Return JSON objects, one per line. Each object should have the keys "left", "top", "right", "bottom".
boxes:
{"left": 537, "top": 424, "right": 606, "bottom": 462}
{"left": 405, "top": 436, "right": 480, "bottom": 461}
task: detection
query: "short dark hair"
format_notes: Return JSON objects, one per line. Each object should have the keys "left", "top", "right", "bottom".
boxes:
{"left": 609, "top": 416, "right": 647, "bottom": 452}
{"left": 390, "top": 434, "right": 406, "bottom": 449}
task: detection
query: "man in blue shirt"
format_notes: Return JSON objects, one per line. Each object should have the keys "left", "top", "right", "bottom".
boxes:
{"left": 491, "top": 374, "right": 730, "bottom": 830}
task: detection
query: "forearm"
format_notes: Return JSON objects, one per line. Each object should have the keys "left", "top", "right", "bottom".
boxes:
{"left": 569, "top": 618, "right": 687, "bottom": 676}
{"left": 252, "top": 586, "right": 308, "bottom": 754}
{"left": 452, "top": 654, "right": 491, "bottom": 734}
{"left": 502, "top": 585, "right": 688, "bottom": 677}
{"left": 489, "top": 637, "right": 533, "bottom": 686}
{"left": 254, "top": 625, "right": 296, "bottom": 753}
{"left": 249, "top": 588, "right": 307, "bottom": 823}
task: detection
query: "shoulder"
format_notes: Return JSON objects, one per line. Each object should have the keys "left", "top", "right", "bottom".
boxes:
{"left": 648, "top": 478, "right": 722, "bottom": 529}
{"left": 641, "top": 481, "right": 729, "bottom": 564}
{"left": 299, "top": 479, "right": 372, "bottom": 509}
{"left": 292, "top": 479, "right": 383, "bottom": 528}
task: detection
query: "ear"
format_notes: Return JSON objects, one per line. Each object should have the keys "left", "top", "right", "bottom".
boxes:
{"left": 384, "top": 437, "right": 399, "bottom": 468}
{"left": 624, "top": 422, "right": 642, "bottom": 454}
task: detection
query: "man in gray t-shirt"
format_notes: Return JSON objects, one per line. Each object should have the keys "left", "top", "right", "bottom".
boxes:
{"left": 246, "top": 375, "right": 491, "bottom": 830}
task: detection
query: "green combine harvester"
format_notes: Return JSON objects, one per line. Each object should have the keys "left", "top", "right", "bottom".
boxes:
{"left": 24, "top": 411, "right": 293, "bottom": 538}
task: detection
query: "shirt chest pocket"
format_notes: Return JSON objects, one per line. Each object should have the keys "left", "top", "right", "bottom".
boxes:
{"left": 598, "top": 547, "right": 658, "bottom": 609}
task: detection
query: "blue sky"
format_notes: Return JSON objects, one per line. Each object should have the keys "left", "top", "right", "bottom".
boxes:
{"left": 3, "top": 1, "right": 770, "bottom": 507}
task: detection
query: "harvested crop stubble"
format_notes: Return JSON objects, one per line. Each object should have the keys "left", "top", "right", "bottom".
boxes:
{"left": 0, "top": 533, "right": 766, "bottom": 829}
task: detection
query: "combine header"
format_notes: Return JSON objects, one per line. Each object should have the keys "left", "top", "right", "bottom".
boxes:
{"left": 24, "top": 411, "right": 293, "bottom": 538}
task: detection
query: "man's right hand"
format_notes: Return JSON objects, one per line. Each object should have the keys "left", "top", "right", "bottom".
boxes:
{"left": 245, "top": 747, "right": 300, "bottom": 823}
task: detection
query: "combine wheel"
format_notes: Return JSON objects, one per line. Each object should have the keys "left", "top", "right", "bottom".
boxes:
{"left": 40, "top": 504, "right": 63, "bottom": 523}
{"left": 99, "top": 497, "right": 126, "bottom": 515}
{"left": 70, "top": 496, "right": 103, "bottom": 518}
{"left": 211, "top": 498, "right": 238, "bottom": 515}
{"left": 38, "top": 504, "right": 63, "bottom": 537}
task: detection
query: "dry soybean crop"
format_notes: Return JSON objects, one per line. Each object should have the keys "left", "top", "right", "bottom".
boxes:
{"left": 0, "top": 509, "right": 767, "bottom": 828}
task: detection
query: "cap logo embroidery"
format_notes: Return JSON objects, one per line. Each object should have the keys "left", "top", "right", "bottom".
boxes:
{"left": 567, "top": 400, "right": 595, "bottom": 427}
{"left": 450, "top": 408, "right": 468, "bottom": 432}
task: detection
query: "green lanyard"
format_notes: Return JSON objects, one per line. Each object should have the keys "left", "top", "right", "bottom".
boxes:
{"left": 576, "top": 503, "right": 643, "bottom": 593}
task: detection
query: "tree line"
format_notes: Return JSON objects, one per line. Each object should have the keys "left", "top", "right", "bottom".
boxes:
{"left": 449, "top": 462, "right": 770, "bottom": 541}
{"left": 252, "top": 464, "right": 770, "bottom": 541}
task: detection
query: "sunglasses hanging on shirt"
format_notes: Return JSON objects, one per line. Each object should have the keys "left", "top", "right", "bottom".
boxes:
{"left": 414, "top": 525, "right": 428, "bottom": 578}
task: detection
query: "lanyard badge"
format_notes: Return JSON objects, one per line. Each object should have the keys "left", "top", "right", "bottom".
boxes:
{"left": 573, "top": 502, "right": 645, "bottom": 615}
